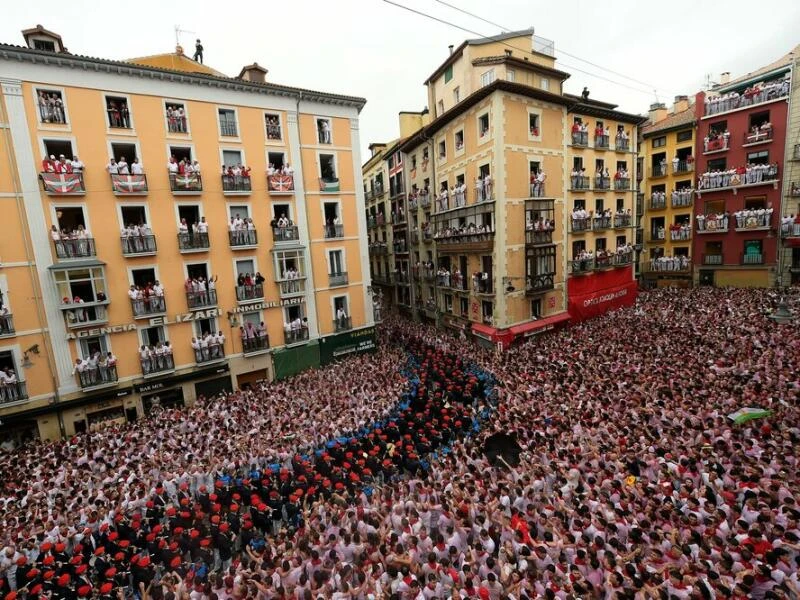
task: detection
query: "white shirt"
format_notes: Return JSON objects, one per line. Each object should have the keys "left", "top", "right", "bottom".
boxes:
{"left": 107, "top": 162, "right": 119, "bottom": 174}
{"left": 131, "top": 162, "right": 143, "bottom": 175}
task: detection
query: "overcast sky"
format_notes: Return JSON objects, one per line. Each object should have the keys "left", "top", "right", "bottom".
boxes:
{"left": 2, "top": 0, "right": 798, "bottom": 160}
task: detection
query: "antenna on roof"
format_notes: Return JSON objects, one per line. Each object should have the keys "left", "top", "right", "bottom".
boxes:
{"left": 174, "top": 25, "right": 196, "bottom": 53}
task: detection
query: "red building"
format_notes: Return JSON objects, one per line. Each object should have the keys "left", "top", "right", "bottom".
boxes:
{"left": 692, "top": 57, "right": 791, "bottom": 287}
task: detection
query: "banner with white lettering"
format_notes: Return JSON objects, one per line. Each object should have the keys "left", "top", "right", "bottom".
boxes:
{"left": 567, "top": 266, "right": 637, "bottom": 322}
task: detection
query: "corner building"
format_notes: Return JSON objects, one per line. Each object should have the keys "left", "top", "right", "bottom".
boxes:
{"left": 0, "top": 27, "right": 374, "bottom": 443}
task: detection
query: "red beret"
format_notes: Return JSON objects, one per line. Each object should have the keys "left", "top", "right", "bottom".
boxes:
{"left": 219, "top": 523, "right": 229, "bottom": 532}
{"left": 5, "top": 592, "right": 17, "bottom": 600}
{"left": 113, "top": 552, "right": 124, "bottom": 561}
{"left": 55, "top": 543, "right": 66, "bottom": 553}
{"left": 200, "top": 539, "right": 210, "bottom": 547}
{"left": 94, "top": 546, "right": 106, "bottom": 556}
{"left": 78, "top": 585, "right": 92, "bottom": 597}
{"left": 43, "top": 570, "right": 55, "bottom": 581}
{"left": 57, "top": 574, "right": 70, "bottom": 586}
{"left": 138, "top": 557, "right": 151, "bottom": 567}
{"left": 210, "top": 515, "right": 220, "bottom": 524}
{"left": 100, "top": 583, "right": 113, "bottom": 594}
{"left": 70, "top": 556, "right": 83, "bottom": 565}
{"left": 145, "top": 533, "right": 156, "bottom": 542}
{"left": 118, "top": 540, "right": 130, "bottom": 549}
{"left": 173, "top": 527, "right": 184, "bottom": 535}
{"left": 170, "top": 557, "right": 181, "bottom": 568}
{"left": 152, "top": 525, "right": 162, "bottom": 534}
{"left": 29, "top": 585, "right": 43, "bottom": 595}
{"left": 169, "top": 542, "right": 178, "bottom": 551}
{"left": 76, "top": 564, "right": 88, "bottom": 575}
{"left": 229, "top": 503, "right": 239, "bottom": 512}
{"left": 26, "top": 568, "right": 40, "bottom": 578}
{"left": 108, "top": 532, "right": 118, "bottom": 541}
{"left": 40, "top": 543, "right": 52, "bottom": 552}
{"left": 165, "top": 507, "right": 176, "bottom": 517}
{"left": 43, "top": 556, "right": 55, "bottom": 566}
{"left": 16, "top": 556, "right": 27, "bottom": 566}
{"left": 105, "top": 567, "right": 117, "bottom": 578}
{"left": 232, "top": 493, "right": 241, "bottom": 501}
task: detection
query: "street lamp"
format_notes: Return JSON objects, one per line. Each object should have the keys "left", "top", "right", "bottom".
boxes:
{"left": 769, "top": 297, "right": 794, "bottom": 324}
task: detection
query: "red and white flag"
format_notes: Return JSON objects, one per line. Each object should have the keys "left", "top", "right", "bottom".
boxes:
{"left": 111, "top": 174, "right": 148, "bottom": 194}
{"left": 41, "top": 172, "right": 84, "bottom": 194}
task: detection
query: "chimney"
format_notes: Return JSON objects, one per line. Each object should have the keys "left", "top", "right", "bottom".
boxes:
{"left": 237, "top": 62, "right": 268, "bottom": 84}
{"left": 672, "top": 95, "right": 689, "bottom": 114}
{"left": 448, "top": 44, "right": 454, "bottom": 55}
{"left": 720, "top": 72, "right": 730, "bottom": 85}
{"left": 648, "top": 102, "right": 668, "bottom": 124}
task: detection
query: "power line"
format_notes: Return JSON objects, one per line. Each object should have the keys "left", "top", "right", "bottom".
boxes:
{"left": 433, "top": 0, "right": 668, "bottom": 93}
{"left": 381, "top": 0, "right": 668, "bottom": 98}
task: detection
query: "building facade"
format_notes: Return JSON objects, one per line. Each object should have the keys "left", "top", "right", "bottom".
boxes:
{"left": 364, "top": 30, "right": 643, "bottom": 349}
{"left": 0, "top": 27, "right": 374, "bottom": 443}
{"left": 639, "top": 98, "right": 697, "bottom": 287}
{"left": 779, "top": 47, "right": 800, "bottom": 286}
{"left": 692, "top": 56, "right": 792, "bottom": 287}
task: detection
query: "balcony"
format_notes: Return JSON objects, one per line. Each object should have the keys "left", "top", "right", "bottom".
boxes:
{"left": 570, "top": 217, "right": 591, "bottom": 233}
{"left": 396, "top": 272, "right": 411, "bottom": 284}
{"left": 268, "top": 174, "right": 295, "bottom": 194}
{"left": 278, "top": 278, "right": 306, "bottom": 298}
{"left": 221, "top": 175, "right": 252, "bottom": 195}
{"left": 734, "top": 213, "right": 772, "bottom": 231}
{"left": 329, "top": 272, "right": 349, "bottom": 287}
{"left": 272, "top": 226, "right": 300, "bottom": 244}
{"left": 529, "top": 182, "right": 548, "bottom": 198}
{"left": 526, "top": 273, "right": 555, "bottom": 294}
{"left": 229, "top": 230, "right": 258, "bottom": 249}
{"left": 525, "top": 229, "right": 554, "bottom": 245}
{"left": 393, "top": 241, "right": 409, "bottom": 254}
{"left": 333, "top": 316, "right": 352, "bottom": 332}
{"left": 368, "top": 214, "right": 386, "bottom": 229}
{"left": 0, "top": 314, "right": 14, "bottom": 337}
{"left": 193, "top": 343, "right": 226, "bottom": 365}
{"left": 671, "top": 190, "right": 694, "bottom": 208}
{"left": 236, "top": 283, "right": 264, "bottom": 303}
{"left": 651, "top": 165, "right": 668, "bottom": 178}
{"left": 612, "top": 252, "right": 634, "bottom": 267}
{"left": 141, "top": 354, "right": 175, "bottom": 377}
{"left": 319, "top": 178, "right": 340, "bottom": 193}
{"left": 284, "top": 328, "right": 309, "bottom": 346}
{"left": 368, "top": 243, "right": 388, "bottom": 256}
{"left": 178, "top": 232, "right": 210, "bottom": 253}
{"left": 120, "top": 234, "right": 156, "bottom": 256}
{"left": 420, "top": 193, "right": 432, "bottom": 209}
{"left": 669, "top": 227, "right": 692, "bottom": 242}
{"left": 741, "top": 253, "right": 764, "bottom": 265}
{"left": 131, "top": 295, "right": 166, "bottom": 318}
{"left": 703, "top": 85, "right": 789, "bottom": 117}
{"left": 62, "top": 302, "right": 109, "bottom": 329}
{"left": 650, "top": 195, "right": 667, "bottom": 210}
{"left": 324, "top": 223, "right": 344, "bottom": 239}
{"left": 570, "top": 258, "right": 594, "bottom": 274}
{"left": 703, "top": 136, "right": 730, "bottom": 154}
{"left": 703, "top": 254, "right": 723, "bottom": 265}
{"left": 614, "top": 215, "right": 631, "bottom": 228}
{"left": 423, "top": 230, "right": 433, "bottom": 243}
{"left": 788, "top": 182, "right": 800, "bottom": 197}
{"left": 646, "top": 258, "right": 691, "bottom": 272}
{"left": 186, "top": 288, "right": 217, "bottom": 310}
{"left": 696, "top": 216, "right": 728, "bottom": 234}
{"left": 111, "top": 173, "right": 148, "bottom": 195}
{"left": 593, "top": 216, "right": 613, "bottom": 231}
{"left": 242, "top": 335, "right": 270, "bottom": 355}
{"left": 40, "top": 172, "right": 85, "bottom": 195}
{"left": 54, "top": 238, "right": 96, "bottom": 260}
{"left": 649, "top": 232, "right": 666, "bottom": 243}
{"left": 595, "top": 177, "right": 611, "bottom": 191}
{"left": 0, "top": 381, "right": 27, "bottom": 405}
{"left": 615, "top": 138, "right": 630, "bottom": 152}
{"left": 571, "top": 131, "right": 588, "bottom": 146}
{"left": 570, "top": 176, "right": 590, "bottom": 191}
{"left": 595, "top": 134, "right": 609, "bottom": 149}
{"left": 435, "top": 230, "right": 495, "bottom": 254}
{"left": 473, "top": 276, "right": 494, "bottom": 295}
{"left": 438, "top": 274, "right": 468, "bottom": 292}
{"left": 169, "top": 173, "right": 203, "bottom": 194}
{"left": 76, "top": 365, "right": 118, "bottom": 390}
{"left": 673, "top": 161, "right": 693, "bottom": 175}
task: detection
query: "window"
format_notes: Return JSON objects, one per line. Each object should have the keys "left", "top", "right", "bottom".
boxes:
{"left": 0, "top": 351, "right": 23, "bottom": 399}
{"left": 506, "top": 69, "right": 515, "bottom": 82}
{"left": 131, "top": 267, "right": 157, "bottom": 289}
{"left": 480, "top": 69, "right": 495, "bottom": 87}
{"left": 328, "top": 250, "right": 344, "bottom": 275}
{"left": 177, "top": 205, "right": 201, "bottom": 231}
{"left": 110, "top": 142, "right": 137, "bottom": 165}
{"left": 265, "top": 113, "right": 282, "bottom": 140}
{"left": 453, "top": 87, "right": 460, "bottom": 103}
{"left": 595, "top": 238, "right": 607, "bottom": 252}
{"left": 165, "top": 102, "right": 188, "bottom": 134}
{"left": 316, "top": 118, "right": 332, "bottom": 144}
{"left": 267, "top": 151, "right": 286, "bottom": 171}
{"left": 323, "top": 202, "right": 343, "bottom": 238}
{"left": 222, "top": 149, "right": 243, "bottom": 168}
{"left": 595, "top": 198, "right": 604, "bottom": 213}
{"left": 652, "top": 136, "right": 666, "bottom": 148}
{"left": 218, "top": 109, "right": 237, "bottom": 137}
{"left": 141, "top": 325, "right": 166, "bottom": 347}
{"left": 481, "top": 301, "right": 493, "bottom": 323}
{"left": 54, "top": 206, "right": 87, "bottom": 234}
{"left": 460, "top": 297, "right": 469, "bottom": 316}
{"left": 530, "top": 299, "right": 542, "bottom": 318}
{"left": 105, "top": 95, "right": 131, "bottom": 129}
{"left": 540, "top": 78, "right": 549, "bottom": 91}
{"left": 747, "top": 150, "right": 769, "bottom": 165}
{"left": 229, "top": 205, "right": 250, "bottom": 221}
{"left": 527, "top": 246, "right": 556, "bottom": 277}
{"left": 529, "top": 113, "right": 540, "bottom": 137}
{"left": 572, "top": 240, "right": 586, "bottom": 256}
{"left": 444, "top": 65, "right": 453, "bottom": 83}
{"left": 616, "top": 197, "right": 625, "bottom": 212}
{"left": 454, "top": 130, "right": 464, "bottom": 152}
{"left": 444, "top": 294, "right": 453, "bottom": 313}
{"left": 168, "top": 145, "right": 193, "bottom": 164}
{"left": 78, "top": 335, "right": 109, "bottom": 361}
{"left": 275, "top": 250, "right": 305, "bottom": 279}
{"left": 743, "top": 240, "right": 763, "bottom": 262}
{"left": 676, "top": 130, "right": 692, "bottom": 142}
{"left": 573, "top": 157, "right": 584, "bottom": 170}
{"left": 709, "top": 120, "right": 727, "bottom": 136}
{"left": 43, "top": 139, "right": 75, "bottom": 161}
{"left": 319, "top": 153, "right": 337, "bottom": 186}
{"left": 707, "top": 158, "right": 726, "bottom": 171}
{"left": 193, "top": 317, "right": 218, "bottom": 337}
{"left": 54, "top": 267, "right": 107, "bottom": 304}
{"left": 744, "top": 196, "right": 767, "bottom": 210}
{"left": 438, "top": 140, "right": 447, "bottom": 160}
{"left": 478, "top": 113, "right": 490, "bottom": 138}
{"left": 573, "top": 199, "right": 586, "bottom": 211}
{"left": 121, "top": 205, "right": 147, "bottom": 228}
{"left": 616, "top": 235, "right": 627, "bottom": 247}
{"left": 33, "top": 39, "right": 56, "bottom": 51}
{"left": 437, "top": 100, "right": 444, "bottom": 117}
{"left": 35, "top": 89, "right": 67, "bottom": 124}
{"left": 749, "top": 110, "right": 770, "bottom": 129}
{"left": 411, "top": 155, "right": 417, "bottom": 170}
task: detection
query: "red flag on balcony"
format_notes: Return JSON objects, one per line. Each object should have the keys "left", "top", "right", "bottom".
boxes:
{"left": 111, "top": 174, "right": 147, "bottom": 194}
{"left": 174, "top": 173, "right": 200, "bottom": 190}
{"left": 268, "top": 174, "right": 294, "bottom": 192}
{"left": 41, "top": 173, "right": 84, "bottom": 193}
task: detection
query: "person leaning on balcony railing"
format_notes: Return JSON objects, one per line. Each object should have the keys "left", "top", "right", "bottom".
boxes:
{"left": 336, "top": 306, "right": 349, "bottom": 329}
{"left": 0, "top": 367, "right": 19, "bottom": 402}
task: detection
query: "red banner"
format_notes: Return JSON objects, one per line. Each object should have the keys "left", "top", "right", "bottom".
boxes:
{"left": 41, "top": 172, "right": 84, "bottom": 193}
{"left": 111, "top": 174, "right": 148, "bottom": 194}
{"left": 567, "top": 266, "right": 637, "bottom": 322}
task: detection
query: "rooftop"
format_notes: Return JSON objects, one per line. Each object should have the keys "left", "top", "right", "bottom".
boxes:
{"left": 714, "top": 47, "right": 795, "bottom": 93}
{"left": 641, "top": 106, "right": 696, "bottom": 137}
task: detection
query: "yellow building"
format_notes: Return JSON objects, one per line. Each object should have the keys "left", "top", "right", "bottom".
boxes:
{"left": 639, "top": 97, "right": 696, "bottom": 286}
{"left": 365, "top": 29, "right": 643, "bottom": 346}
{"left": 0, "top": 26, "right": 373, "bottom": 443}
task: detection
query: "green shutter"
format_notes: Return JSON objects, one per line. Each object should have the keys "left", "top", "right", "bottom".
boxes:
{"left": 444, "top": 65, "right": 453, "bottom": 83}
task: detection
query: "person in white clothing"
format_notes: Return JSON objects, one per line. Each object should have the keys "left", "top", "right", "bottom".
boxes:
{"left": 106, "top": 158, "right": 119, "bottom": 174}
{"left": 131, "top": 158, "right": 144, "bottom": 175}
{"left": 117, "top": 156, "right": 129, "bottom": 175}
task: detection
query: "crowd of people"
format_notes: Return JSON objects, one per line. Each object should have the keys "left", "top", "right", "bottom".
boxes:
{"left": 703, "top": 129, "right": 730, "bottom": 153}
{"left": 434, "top": 223, "right": 495, "bottom": 244}
{"left": 108, "top": 157, "right": 144, "bottom": 176}
{"left": 41, "top": 155, "right": 85, "bottom": 175}
{"left": 70, "top": 351, "right": 118, "bottom": 387}
{"left": 2, "top": 288, "right": 800, "bottom": 599}
{"left": 668, "top": 222, "right": 692, "bottom": 242}
{"left": 190, "top": 331, "right": 227, "bottom": 363}
{"left": 50, "top": 224, "right": 94, "bottom": 258}
{"left": 697, "top": 164, "right": 779, "bottom": 190}
{"left": 184, "top": 275, "right": 218, "bottom": 308}
{"left": 229, "top": 215, "right": 258, "bottom": 246}
{"left": 178, "top": 218, "right": 210, "bottom": 249}
{"left": 221, "top": 166, "right": 252, "bottom": 191}
{"left": 128, "top": 282, "right": 166, "bottom": 317}
{"left": 704, "top": 78, "right": 790, "bottom": 115}
{"left": 648, "top": 254, "right": 691, "bottom": 271}
{"left": 140, "top": 343, "right": 176, "bottom": 375}
{"left": 37, "top": 91, "right": 66, "bottom": 124}
{"left": 166, "top": 106, "right": 188, "bottom": 134}
{"left": 107, "top": 100, "right": 131, "bottom": 129}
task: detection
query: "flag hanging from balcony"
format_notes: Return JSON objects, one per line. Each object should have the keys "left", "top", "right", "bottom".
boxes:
{"left": 268, "top": 174, "right": 294, "bottom": 192}
{"left": 174, "top": 173, "right": 200, "bottom": 190}
{"left": 319, "top": 178, "right": 340, "bottom": 192}
{"left": 41, "top": 172, "right": 84, "bottom": 194}
{"left": 111, "top": 174, "right": 147, "bottom": 194}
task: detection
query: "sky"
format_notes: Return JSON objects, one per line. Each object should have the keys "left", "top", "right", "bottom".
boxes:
{"left": 2, "top": 0, "right": 799, "bottom": 160}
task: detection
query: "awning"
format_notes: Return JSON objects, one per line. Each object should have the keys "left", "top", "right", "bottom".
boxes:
{"left": 48, "top": 259, "right": 106, "bottom": 270}
{"left": 508, "top": 312, "right": 571, "bottom": 337}
{"left": 470, "top": 322, "right": 497, "bottom": 340}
